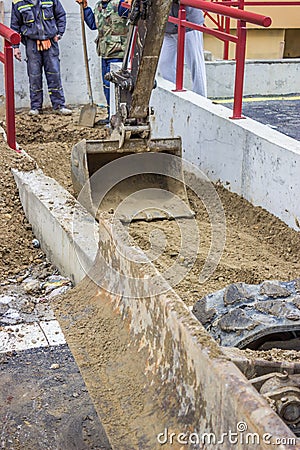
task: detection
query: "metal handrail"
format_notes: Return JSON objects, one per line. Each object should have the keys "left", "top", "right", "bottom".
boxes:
{"left": 205, "top": 0, "right": 300, "bottom": 60}
{"left": 172, "top": 0, "right": 272, "bottom": 118}
{"left": 182, "top": 0, "right": 272, "bottom": 25}
{"left": 0, "top": 23, "right": 21, "bottom": 151}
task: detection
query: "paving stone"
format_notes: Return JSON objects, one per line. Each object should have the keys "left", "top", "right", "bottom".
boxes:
{"left": 39, "top": 320, "right": 66, "bottom": 346}
{"left": 0, "top": 323, "right": 48, "bottom": 353}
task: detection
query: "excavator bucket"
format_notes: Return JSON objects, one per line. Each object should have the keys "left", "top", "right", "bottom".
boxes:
{"left": 71, "top": 0, "right": 195, "bottom": 223}
{"left": 71, "top": 137, "right": 194, "bottom": 222}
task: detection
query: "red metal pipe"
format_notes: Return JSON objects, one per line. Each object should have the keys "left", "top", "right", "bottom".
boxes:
{"left": 170, "top": 17, "right": 238, "bottom": 42}
{"left": 174, "top": 6, "right": 186, "bottom": 92}
{"left": 181, "top": 0, "right": 272, "bottom": 27}
{"left": 223, "top": 1, "right": 300, "bottom": 5}
{"left": 245, "top": 1, "right": 300, "bottom": 4}
{"left": 0, "top": 23, "right": 21, "bottom": 45}
{"left": 231, "top": 21, "right": 247, "bottom": 119}
{"left": 223, "top": 17, "right": 231, "bottom": 59}
{"left": 0, "top": 25, "right": 21, "bottom": 151}
{"left": 4, "top": 41, "right": 19, "bottom": 151}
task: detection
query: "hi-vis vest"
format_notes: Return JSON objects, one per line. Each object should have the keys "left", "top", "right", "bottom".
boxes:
{"left": 10, "top": 0, "right": 66, "bottom": 41}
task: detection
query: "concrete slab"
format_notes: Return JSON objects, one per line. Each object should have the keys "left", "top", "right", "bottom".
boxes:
{"left": 0, "top": 320, "right": 66, "bottom": 353}
{"left": 0, "top": 323, "right": 48, "bottom": 353}
{"left": 39, "top": 320, "right": 66, "bottom": 346}
{"left": 12, "top": 169, "right": 98, "bottom": 285}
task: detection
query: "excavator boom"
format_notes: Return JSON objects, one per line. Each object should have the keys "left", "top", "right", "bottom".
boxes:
{"left": 71, "top": 0, "right": 194, "bottom": 222}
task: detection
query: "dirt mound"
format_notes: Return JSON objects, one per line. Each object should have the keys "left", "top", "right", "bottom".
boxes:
{"left": 15, "top": 108, "right": 107, "bottom": 191}
{"left": 130, "top": 188, "right": 300, "bottom": 306}
{"left": 0, "top": 108, "right": 107, "bottom": 280}
{"left": 0, "top": 139, "right": 42, "bottom": 281}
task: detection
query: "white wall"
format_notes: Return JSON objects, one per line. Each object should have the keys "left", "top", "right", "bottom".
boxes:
{"left": 151, "top": 78, "right": 300, "bottom": 230}
{"left": 1, "top": 0, "right": 105, "bottom": 108}
{"left": 174, "top": 59, "right": 300, "bottom": 98}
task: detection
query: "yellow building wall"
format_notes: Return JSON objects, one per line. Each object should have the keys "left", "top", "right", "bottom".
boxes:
{"left": 203, "top": 4, "right": 300, "bottom": 60}
{"left": 204, "top": 29, "right": 285, "bottom": 60}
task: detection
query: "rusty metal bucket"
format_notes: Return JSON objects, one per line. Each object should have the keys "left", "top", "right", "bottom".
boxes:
{"left": 71, "top": 137, "right": 194, "bottom": 222}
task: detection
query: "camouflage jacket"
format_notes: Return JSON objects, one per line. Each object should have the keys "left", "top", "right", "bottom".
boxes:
{"left": 94, "top": 0, "right": 128, "bottom": 58}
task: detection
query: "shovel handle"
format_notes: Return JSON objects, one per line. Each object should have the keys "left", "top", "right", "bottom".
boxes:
{"left": 80, "top": 3, "right": 94, "bottom": 105}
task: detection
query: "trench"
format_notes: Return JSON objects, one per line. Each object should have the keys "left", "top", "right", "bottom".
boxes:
{"left": 2, "top": 110, "right": 300, "bottom": 447}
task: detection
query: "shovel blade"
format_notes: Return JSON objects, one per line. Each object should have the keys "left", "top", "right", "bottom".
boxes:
{"left": 78, "top": 104, "right": 97, "bottom": 128}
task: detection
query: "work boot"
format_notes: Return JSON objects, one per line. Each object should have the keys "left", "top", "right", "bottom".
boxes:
{"left": 54, "top": 107, "right": 72, "bottom": 116}
{"left": 28, "top": 109, "right": 40, "bottom": 116}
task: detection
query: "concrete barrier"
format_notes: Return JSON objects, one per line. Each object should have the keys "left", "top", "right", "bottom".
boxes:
{"left": 12, "top": 169, "right": 98, "bottom": 284}
{"left": 13, "top": 168, "right": 297, "bottom": 449}
{"left": 181, "top": 59, "right": 300, "bottom": 98}
{"left": 151, "top": 78, "right": 300, "bottom": 231}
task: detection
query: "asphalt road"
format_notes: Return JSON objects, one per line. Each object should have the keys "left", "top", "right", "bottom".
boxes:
{"left": 0, "top": 345, "right": 112, "bottom": 450}
{"left": 217, "top": 96, "right": 300, "bottom": 141}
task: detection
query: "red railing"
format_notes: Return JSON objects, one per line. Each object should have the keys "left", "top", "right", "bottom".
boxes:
{"left": 172, "top": 0, "right": 272, "bottom": 118}
{"left": 0, "top": 23, "right": 21, "bottom": 151}
{"left": 206, "top": 0, "right": 300, "bottom": 60}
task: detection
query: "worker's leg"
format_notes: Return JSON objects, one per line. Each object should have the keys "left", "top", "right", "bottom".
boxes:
{"left": 101, "top": 58, "right": 110, "bottom": 108}
{"left": 158, "top": 34, "right": 177, "bottom": 84}
{"left": 185, "top": 30, "right": 207, "bottom": 97}
{"left": 101, "top": 57, "right": 122, "bottom": 114}
{"left": 43, "top": 41, "right": 66, "bottom": 110}
{"left": 25, "top": 39, "right": 43, "bottom": 110}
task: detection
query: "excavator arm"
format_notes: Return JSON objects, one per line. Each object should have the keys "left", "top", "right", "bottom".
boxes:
{"left": 106, "top": 0, "right": 173, "bottom": 143}
{"left": 71, "top": 0, "right": 194, "bottom": 222}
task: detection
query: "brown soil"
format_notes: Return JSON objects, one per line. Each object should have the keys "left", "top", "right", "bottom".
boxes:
{"left": 129, "top": 188, "right": 300, "bottom": 306}
{"left": 0, "top": 138, "right": 42, "bottom": 281}
{"left": 15, "top": 108, "right": 107, "bottom": 191}
{"left": 243, "top": 347, "right": 300, "bottom": 363}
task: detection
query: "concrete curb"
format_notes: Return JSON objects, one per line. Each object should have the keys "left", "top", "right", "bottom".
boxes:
{"left": 13, "top": 168, "right": 297, "bottom": 449}
{"left": 12, "top": 169, "right": 98, "bottom": 284}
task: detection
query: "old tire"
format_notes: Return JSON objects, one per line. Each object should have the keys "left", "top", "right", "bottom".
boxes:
{"left": 192, "top": 279, "right": 300, "bottom": 349}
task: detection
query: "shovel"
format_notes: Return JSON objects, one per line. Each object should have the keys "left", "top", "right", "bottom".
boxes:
{"left": 78, "top": 3, "right": 97, "bottom": 127}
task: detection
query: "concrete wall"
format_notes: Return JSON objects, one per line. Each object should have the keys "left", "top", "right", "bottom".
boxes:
{"left": 150, "top": 78, "right": 300, "bottom": 231}
{"left": 185, "top": 59, "right": 300, "bottom": 98}
{"left": 204, "top": 29, "right": 286, "bottom": 60}
{"left": 1, "top": 0, "right": 105, "bottom": 108}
